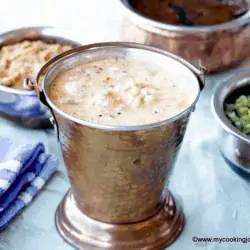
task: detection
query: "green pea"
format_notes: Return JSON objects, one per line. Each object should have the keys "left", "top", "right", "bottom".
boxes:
{"left": 240, "top": 115, "right": 250, "bottom": 125}
{"left": 224, "top": 94, "right": 250, "bottom": 135}
{"left": 235, "top": 95, "right": 248, "bottom": 107}
{"left": 225, "top": 104, "right": 235, "bottom": 112}
{"left": 236, "top": 106, "right": 249, "bottom": 117}
{"left": 226, "top": 111, "right": 239, "bottom": 123}
{"left": 234, "top": 121, "right": 243, "bottom": 131}
{"left": 243, "top": 124, "right": 250, "bottom": 134}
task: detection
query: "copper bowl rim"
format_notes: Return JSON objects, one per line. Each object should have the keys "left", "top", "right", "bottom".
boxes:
{"left": 0, "top": 26, "right": 82, "bottom": 96}
{"left": 39, "top": 42, "right": 203, "bottom": 132}
{"left": 211, "top": 74, "right": 250, "bottom": 145}
{"left": 120, "top": 0, "right": 250, "bottom": 33}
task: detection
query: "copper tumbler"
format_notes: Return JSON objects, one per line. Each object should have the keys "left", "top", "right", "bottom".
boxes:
{"left": 29, "top": 42, "right": 204, "bottom": 250}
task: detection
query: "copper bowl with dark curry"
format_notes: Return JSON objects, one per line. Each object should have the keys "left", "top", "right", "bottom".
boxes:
{"left": 121, "top": 0, "right": 250, "bottom": 73}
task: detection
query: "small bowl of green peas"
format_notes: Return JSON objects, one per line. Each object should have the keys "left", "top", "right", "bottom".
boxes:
{"left": 225, "top": 94, "right": 250, "bottom": 135}
{"left": 212, "top": 74, "right": 250, "bottom": 179}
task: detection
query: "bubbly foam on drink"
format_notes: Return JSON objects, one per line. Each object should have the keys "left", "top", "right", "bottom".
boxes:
{"left": 49, "top": 57, "right": 195, "bottom": 126}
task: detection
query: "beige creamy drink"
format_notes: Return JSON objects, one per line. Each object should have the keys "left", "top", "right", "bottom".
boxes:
{"left": 49, "top": 57, "right": 194, "bottom": 126}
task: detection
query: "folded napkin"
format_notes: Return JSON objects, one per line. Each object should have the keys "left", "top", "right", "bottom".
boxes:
{"left": 0, "top": 140, "right": 58, "bottom": 231}
{"left": 0, "top": 92, "right": 49, "bottom": 118}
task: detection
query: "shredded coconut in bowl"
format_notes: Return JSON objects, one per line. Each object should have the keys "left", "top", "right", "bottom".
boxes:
{"left": 0, "top": 40, "right": 73, "bottom": 89}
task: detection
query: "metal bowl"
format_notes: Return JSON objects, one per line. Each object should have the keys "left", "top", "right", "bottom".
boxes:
{"left": 212, "top": 71, "right": 250, "bottom": 179}
{"left": 0, "top": 26, "right": 83, "bottom": 129}
{"left": 120, "top": 0, "right": 250, "bottom": 73}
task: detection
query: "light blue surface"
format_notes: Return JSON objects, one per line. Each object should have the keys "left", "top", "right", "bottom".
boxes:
{"left": 0, "top": 62, "right": 250, "bottom": 250}
{"left": 0, "top": 0, "right": 250, "bottom": 247}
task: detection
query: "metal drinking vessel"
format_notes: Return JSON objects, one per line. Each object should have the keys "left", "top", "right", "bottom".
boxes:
{"left": 28, "top": 42, "right": 204, "bottom": 250}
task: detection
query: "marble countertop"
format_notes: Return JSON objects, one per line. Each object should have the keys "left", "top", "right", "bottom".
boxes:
{"left": 1, "top": 1, "right": 250, "bottom": 249}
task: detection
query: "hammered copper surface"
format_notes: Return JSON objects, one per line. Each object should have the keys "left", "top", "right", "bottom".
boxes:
{"left": 122, "top": 16, "right": 250, "bottom": 72}
{"left": 30, "top": 42, "right": 204, "bottom": 249}
{"left": 55, "top": 110, "right": 190, "bottom": 223}
{"left": 55, "top": 189, "right": 184, "bottom": 250}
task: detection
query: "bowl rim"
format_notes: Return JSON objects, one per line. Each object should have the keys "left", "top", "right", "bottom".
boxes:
{"left": 120, "top": 0, "right": 250, "bottom": 33}
{"left": 211, "top": 74, "right": 250, "bottom": 145}
{"left": 40, "top": 42, "right": 203, "bottom": 131}
{"left": 0, "top": 26, "right": 82, "bottom": 96}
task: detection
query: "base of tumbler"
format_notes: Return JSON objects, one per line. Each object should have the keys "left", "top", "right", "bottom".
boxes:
{"left": 55, "top": 189, "right": 184, "bottom": 250}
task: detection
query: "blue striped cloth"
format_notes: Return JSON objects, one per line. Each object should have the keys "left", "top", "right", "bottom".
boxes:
{"left": 0, "top": 141, "right": 58, "bottom": 232}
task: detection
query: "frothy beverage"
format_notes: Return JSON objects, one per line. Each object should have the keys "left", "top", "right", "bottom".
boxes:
{"left": 49, "top": 57, "right": 194, "bottom": 125}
